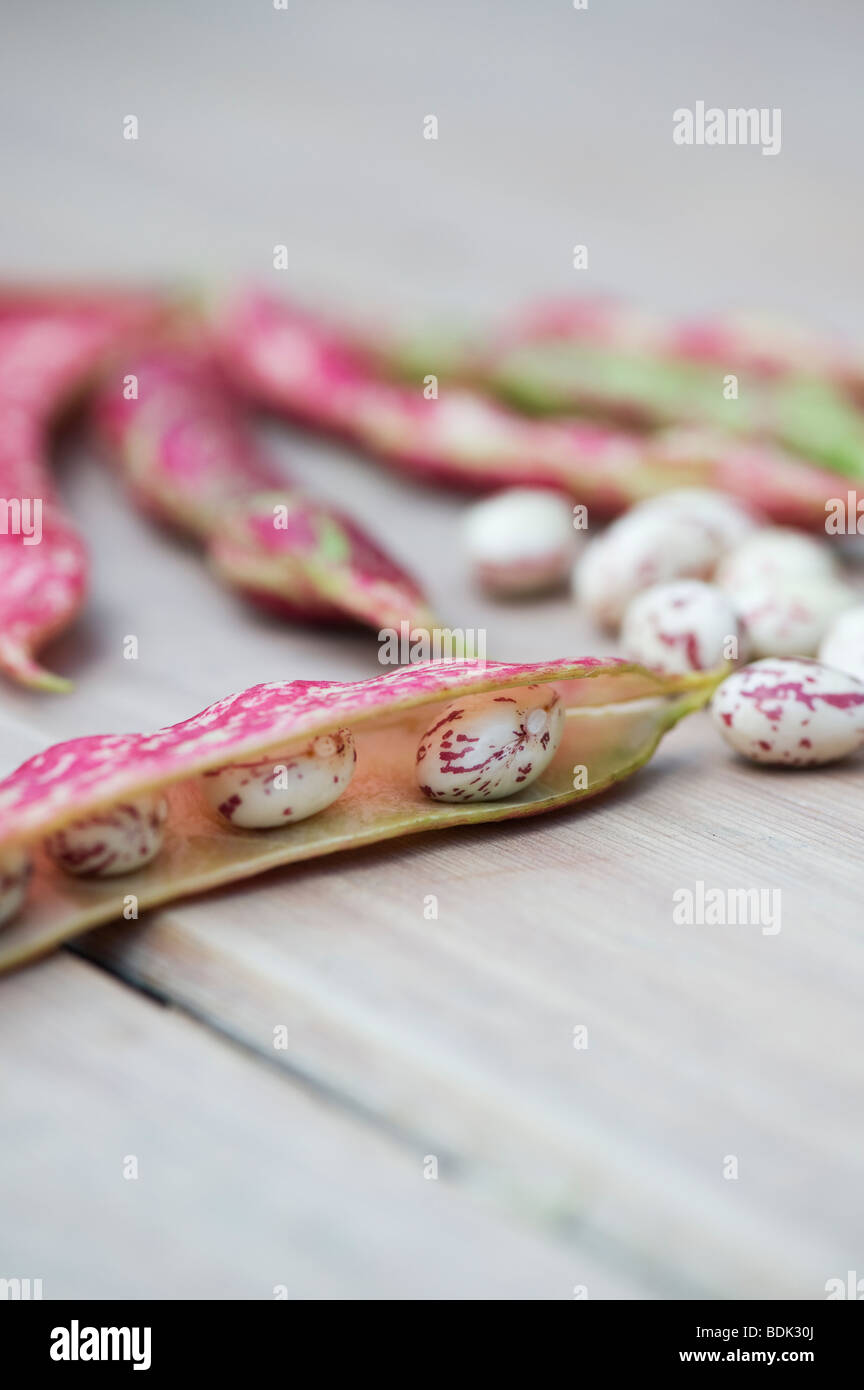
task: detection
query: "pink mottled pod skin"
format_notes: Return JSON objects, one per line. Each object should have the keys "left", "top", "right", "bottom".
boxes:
{"left": 0, "top": 496, "right": 89, "bottom": 692}
{"left": 0, "top": 291, "right": 166, "bottom": 690}
{"left": 209, "top": 491, "right": 438, "bottom": 631}
{"left": 201, "top": 729, "right": 356, "bottom": 828}
{"left": 621, "top": 581, "right": 748, "bottom": 674}
{"left": 215, "top": 292, "right": 842, "bottom": 529}
{"left": 677, "top": 310, "right": 853, "bottom": 381}
{"left": 0, "top": 657, "right": 720, "bottom": 969}
{"left": 94, "top": 348, "right": 440, "bottom": 637}
{"left": 711, "top": 658, "right": 864, "bottom": 766}
{"left": 94, "top": 347, "right": 282, "bottom": 534}
{"left": 487, "top": 296, "right": 859, "bottom": 386}
{"left": 44, "top": 794, "right": 169, "bottom": 877}
{"left": 474, "top": 297, "right": 864, "bottom": 458}
{"left": 397, "top": 297, "right": 864, "bottom": 516}
{"left": 416, "top": 685, "right": 564, "bottom": 802}
{"left": 646, "top": 430, "right": 846, "bottom": 532}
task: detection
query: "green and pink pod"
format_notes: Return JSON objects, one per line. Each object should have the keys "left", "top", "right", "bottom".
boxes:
{"left": 457, "top": 297, "right": 864, "bottom": 484}
{"left": 0, "top": 290, "right": 167, "bottom": 691}
{"left": 0, "top": 656, "right": 720, "bottom": 972}
{"left": 93, "top": 345, "right": 441, "bottom": 636}
{"left": 215, "top": 291, "right": 842, "bottom": 528}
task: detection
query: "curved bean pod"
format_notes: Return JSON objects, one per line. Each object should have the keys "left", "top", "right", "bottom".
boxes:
{"left": 0, "top": 292, "right": 165, "bottom": 690}
{"left": 452, "top": 297, "right": 864, "bottom": 485}
{"left": 480, "top": 297, "right": 861, "bottom": 385}
{"left": 94, "top": 346, "right": 440, "bottom": 634}
{"left": 0, "top": 656, "right": 720, "bottom": 972}
{"left": 215, "top": 292, "right": 840, "bottom": 528}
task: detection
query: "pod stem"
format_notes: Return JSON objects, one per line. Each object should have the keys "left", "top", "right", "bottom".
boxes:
{"left": 0, "top": 643, "right": 73, "bottom": 693}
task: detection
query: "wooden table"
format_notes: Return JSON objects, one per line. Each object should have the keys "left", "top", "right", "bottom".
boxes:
{"left": 1, "top": 0, "right": 862, "bottom": 1300}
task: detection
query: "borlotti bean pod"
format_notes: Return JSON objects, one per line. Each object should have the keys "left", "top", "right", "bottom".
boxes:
{"left": 0, "top": 657, "right": 721, "bottom": 973}
{"left": 216, "top": 292, "right": 842, "bottom": 529}
{"left": 0, "top": 290, "right": 165, "bottom": 690}
{"left": 94, "top": 345, "right": 441, "bottom": 636}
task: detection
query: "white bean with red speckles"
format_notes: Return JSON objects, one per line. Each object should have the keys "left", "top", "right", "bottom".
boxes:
{"left": 201, "top": 729, "right": 356, "bottom": 828}
{"left": 818, "top": 606, "right": 864, "bottom": 683}
{"left": 717, "top": 527, "right": 838, "bottom": 596}
{"left": 416, "top": 684, "right": 564, "bottom": 802}
{"left": 463, "top": 487, "right": 577, "bottom": 596}
{"left": 633, "top": 488, "right": 759, "bottom": 552}
{"left": 0, "top": 844, "right": 31, "bottom": 926}
{"left": 711, "top": 658, "right": 864, "bottom": 766}
{"left": 621, "top": 580, "right": 748, "bottom": 674}
{"left": 44, "top": 793, "right": 169, "bottom": 877}
{"left": 732, "top": 579, "right": 855, "bottom": 658}
{"left": 575, "top": 508, "right": 726, "bottom": 631}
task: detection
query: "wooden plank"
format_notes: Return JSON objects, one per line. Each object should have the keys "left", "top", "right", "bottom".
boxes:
{"left": 0, "top": 953, "right": 641, "bottom": 1299}
{"left": 3, "top": 431, "right": 863, "bottom": 1300}
{"left": 1, "top": 0, "right": 863, "bottom": 1303}
{"left": 78, "top": 708, "right": 864, "bottom": 1299}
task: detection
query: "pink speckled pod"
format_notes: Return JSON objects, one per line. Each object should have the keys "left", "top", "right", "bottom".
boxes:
{"left": 215, "top": 291, "right": 840, "bottom": 528}
{"left": 95, "top": 346, "right": 280, "bottom": 534}
{"left": 94, "top": 347, "right": 439, "bottom": 635}
{"left": 0, "top": 656, "right": 719, "bottom": 971}
{"left": 711, "top": 658, "right": 864, "bottom": 765}
{"left": 209, "top": 491, "right": 439, "bottom": 630}
{"left": 0, "top": 291, "right": 165, "bottom": 690}
{"left": 470, "top": 298, "right": 864, "bottom": 493}
{"left": 488, "top": 297, "right": 858, "bottom": 384}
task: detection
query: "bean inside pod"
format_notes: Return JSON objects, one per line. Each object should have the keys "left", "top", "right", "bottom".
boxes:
{"left": 0, "top": 660, "right": 719, "bottom": 969}
{"left": 416, "top": 685, "right": 564, "bottom": 801}
{"left": 44, "top": 794, "right": 169, "bottom": 878}
{"left": 200, "top": 730, "right": 357, "bottom": 828}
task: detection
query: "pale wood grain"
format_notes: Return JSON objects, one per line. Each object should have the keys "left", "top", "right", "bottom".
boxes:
{"left": 0, "top": 953, "right": 645, "bottom": 1299}
{"left": 1, "top": 0, "right": 863, "bottom": 1301}
{"left": 78, "top": 712, "right": 864, "bottom": 1299}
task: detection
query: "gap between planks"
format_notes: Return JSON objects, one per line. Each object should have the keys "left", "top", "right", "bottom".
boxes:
{"left": 2, "top": 950, "right": 644, "bottom": 1300}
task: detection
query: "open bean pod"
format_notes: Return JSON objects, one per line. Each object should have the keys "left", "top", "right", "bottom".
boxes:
{"left": 0, "top": 291, "right": 166, "bottom": 691}
{"left": 94, "top": 346, "right": 440, "bottom": 633}
{"left": 0, "top": 656, "right": 720, "bottom": 973}
{"left": 215, "top": 292, "right": 841, "bottom": 528}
